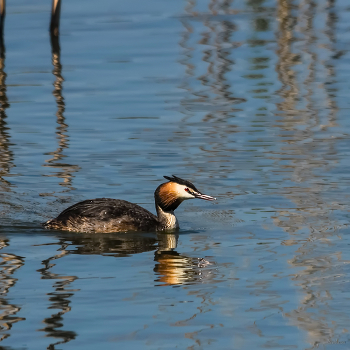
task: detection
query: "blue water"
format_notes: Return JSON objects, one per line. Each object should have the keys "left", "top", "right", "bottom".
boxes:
{"left": 1, "top": 0, "right": 350, "bottom": 349}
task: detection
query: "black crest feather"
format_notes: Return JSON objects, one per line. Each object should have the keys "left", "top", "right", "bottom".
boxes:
{"left": 163, "top": 175, "right": 199, "bottom": 192}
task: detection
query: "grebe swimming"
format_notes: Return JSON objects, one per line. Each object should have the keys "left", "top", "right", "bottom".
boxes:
{"left": 43, "top": 175, "right": 216, "bottom": 233}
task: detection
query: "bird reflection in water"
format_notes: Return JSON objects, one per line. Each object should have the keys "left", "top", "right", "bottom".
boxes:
{"left": 154, "top": 233, "right": 214, "bottom": 286}
{"left": 38, "top": 231, "right": 215, "bottom": 348}
{"left": 63, "top": 232, "right": 215, "bottom": 287}
{"left": 65, "top": 232, "right": 215, "bottom": 286}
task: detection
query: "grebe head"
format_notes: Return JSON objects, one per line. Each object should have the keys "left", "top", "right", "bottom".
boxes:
{"left": 155, "top": 175, "right": 216, "bottom": 212}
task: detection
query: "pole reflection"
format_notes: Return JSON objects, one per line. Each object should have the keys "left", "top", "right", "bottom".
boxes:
{"left": 37, "top": 241, "right": 77, "bottom": 349}
{"left": 272, "top": 0, "right": 348, "bottom": 347}
{"left": 0, "top": 49, "right": 12, "bottom": 195}
{"left": 176, "top": 0, "right": 245, "bottom": 183}
{"left": 175, "top": 0, "right": 348, "bottom": 347}
{"left": 0, "top": 238, "right": 25, "bottom": 342}
{"left": 179, "top": 0, "right": 245, "bottom": 117}
{"left": 43, "top": 34, "right": 79, "bottom": 193}
{"left": 0, "top": 34, "right": 25, "bottom": 345}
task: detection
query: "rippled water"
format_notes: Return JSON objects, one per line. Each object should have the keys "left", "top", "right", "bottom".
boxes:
{"left": 1, "top": 0, "right": 350, "bottom": 349}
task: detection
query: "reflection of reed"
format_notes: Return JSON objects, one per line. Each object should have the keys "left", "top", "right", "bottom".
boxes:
{"left": 37, "top": 242, "right": 77, "bottom": 348}
{"left": 0, "top": 54, "right": 12, "bottom": 193}
{"left": 175, "top": 0, "right": 243, "bottom": 179}
{"left": 283, "top": 245, "right": 342, "bottom": 345}
{"left": 180, "top": 4, "right": 244, "bottom": 117}
{"left": 275, "top": 0, "right": 299, "bottom": 115}
{"left": 0, "top": 29, "right": 24, "bottom": 343}
{"left": 0, "top": 240, "right": 25, "bottom": 341}
{"left": 43, "top": 37, "right": 79, "bottom": 192}
{"left": 273, "top": 0, "right": 347, "bottom": 346}
{"left": 0, "top": 0, "right": 5, "bottom": 59}
{"left": 322, "top": 1, "right": 338, "bottom": 130}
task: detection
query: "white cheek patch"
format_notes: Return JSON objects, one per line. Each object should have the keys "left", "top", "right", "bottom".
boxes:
{"left": 175, "top": 184, "right": 195, "bottom": 199}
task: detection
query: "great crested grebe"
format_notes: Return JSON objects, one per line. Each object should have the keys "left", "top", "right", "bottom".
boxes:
{"left": 43, "top": 175, "right": 216, "bottom": 233}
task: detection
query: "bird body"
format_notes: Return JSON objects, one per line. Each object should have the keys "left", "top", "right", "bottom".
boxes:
{"left": 43, "top": 175, "right": 215, "bottom": 233}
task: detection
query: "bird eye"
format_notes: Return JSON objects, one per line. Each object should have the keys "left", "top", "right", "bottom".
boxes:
{"left": 185, "top": 188, "right": 189, "bottom": 192}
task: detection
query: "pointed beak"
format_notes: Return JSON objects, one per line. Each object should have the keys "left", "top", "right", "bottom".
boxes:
{"left": 193, "top": 193, "right": 216, "bottom": 201}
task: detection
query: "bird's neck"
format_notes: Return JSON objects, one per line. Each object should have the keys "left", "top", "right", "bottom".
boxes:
{"left": 156, "top": 204, "right": 179, "bottom": 230}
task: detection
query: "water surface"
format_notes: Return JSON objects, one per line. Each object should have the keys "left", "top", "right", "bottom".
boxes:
{"left": 1, "top": 0, "right": 350, "bottom": 349}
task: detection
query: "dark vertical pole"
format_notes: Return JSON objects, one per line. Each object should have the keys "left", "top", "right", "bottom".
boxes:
{"left": 0, "top": 0, "right": 5, "bottom": 58}
{"left": 50, "top": 0, "right": 61, "bottom": 56}
{"left": 50, "top": 0, "right": 61, "bottom": 37}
